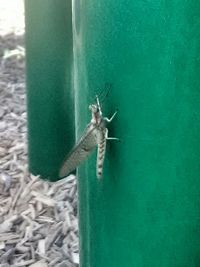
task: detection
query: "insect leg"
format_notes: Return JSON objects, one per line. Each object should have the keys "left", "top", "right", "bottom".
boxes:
{"left": 104, "top": 109, "right": 118, "bottom": 123}
{"left": 105, "top": 129, "right": 120, "bottom": 141}
{"left": 106, "top": 137, "right": 120, "bottom": 141}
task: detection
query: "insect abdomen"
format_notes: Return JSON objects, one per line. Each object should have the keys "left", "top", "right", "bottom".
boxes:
{"left": 96, "top": 134, "right": 106, "bottom": 178}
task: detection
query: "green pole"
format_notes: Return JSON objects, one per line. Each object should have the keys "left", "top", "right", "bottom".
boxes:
{"left": 74, "top": 1, "right": 200, "bottom": 266}
{"left": 25, "top": 0, "right": 74, "bottom": 180}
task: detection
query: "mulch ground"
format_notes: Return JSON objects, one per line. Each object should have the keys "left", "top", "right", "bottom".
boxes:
{"left": 0, "top": 2, "right": 78, "bottom": 266}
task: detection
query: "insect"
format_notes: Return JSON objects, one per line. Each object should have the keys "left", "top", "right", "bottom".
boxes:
{"left": 59, "top": 95, "right": 118, "bottom": 179}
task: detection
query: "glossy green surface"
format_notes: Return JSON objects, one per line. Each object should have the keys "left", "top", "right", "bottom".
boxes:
{"left": 73, "top": 1, "right": 200, "bottom": 266}
{"left": 25, "top": 0, "right": 74, "bottom": 180}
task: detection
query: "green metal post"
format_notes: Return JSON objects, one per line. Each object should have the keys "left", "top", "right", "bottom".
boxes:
{"left": 73, "top": 1, "right": 200, "bottom": 267}
{"left": 25, "top": 0, "right": 74, "bottom": 180}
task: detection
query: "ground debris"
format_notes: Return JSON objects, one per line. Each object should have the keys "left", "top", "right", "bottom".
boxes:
{"left": 0, "top": 173, "right": 79, "bottom": 266}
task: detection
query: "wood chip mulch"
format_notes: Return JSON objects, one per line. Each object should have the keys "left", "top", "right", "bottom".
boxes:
{"left": 0, "top": 6, "right": 79, "bottom": 267}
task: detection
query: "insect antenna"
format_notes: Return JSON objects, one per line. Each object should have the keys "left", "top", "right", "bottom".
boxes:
{"left": 90, "top": 83, "right": 112, "bottom": 109}
{"left": 98, "top": 83, "right": 112, "bottom": 104}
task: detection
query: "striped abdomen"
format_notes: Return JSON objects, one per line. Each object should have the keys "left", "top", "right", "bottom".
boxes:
{"left": 96, "top": 128, "right": 107, "bottom": 178}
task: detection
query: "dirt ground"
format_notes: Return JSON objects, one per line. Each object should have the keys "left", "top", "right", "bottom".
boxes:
{"left": 0, "top": 1, "right": 78, "bottom": 266}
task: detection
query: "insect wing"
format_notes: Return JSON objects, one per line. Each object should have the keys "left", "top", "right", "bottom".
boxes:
{"left": 59, "top": 124, "right": 98, "bottom": 177}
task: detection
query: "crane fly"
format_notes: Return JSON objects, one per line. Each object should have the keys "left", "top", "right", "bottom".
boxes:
{"left": 59, "top": 95, "right": 118, "bottom": 179}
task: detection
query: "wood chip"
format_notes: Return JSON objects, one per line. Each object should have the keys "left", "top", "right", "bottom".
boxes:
{"left": 29, "top": 260, "right": 48, "bottom": 267}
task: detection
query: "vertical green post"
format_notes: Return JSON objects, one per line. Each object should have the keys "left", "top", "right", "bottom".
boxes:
{"left": 73, "top": 1, "right": 200, "bottom": 266}
{"left": 25, "top": 0, "right": 74, "bottom": 180}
